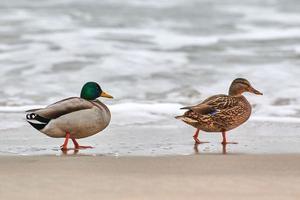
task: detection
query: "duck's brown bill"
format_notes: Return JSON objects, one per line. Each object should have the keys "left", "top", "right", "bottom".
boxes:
{"left": 100, "top": 91, "right": 113, "bottom": 98}
{"left": 250, "top": 87, "right": 263, "bottom": 95}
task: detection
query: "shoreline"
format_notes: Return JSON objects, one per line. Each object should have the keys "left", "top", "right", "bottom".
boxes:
{"left": 1, "top": 113, "right": 300, "bottom": 156}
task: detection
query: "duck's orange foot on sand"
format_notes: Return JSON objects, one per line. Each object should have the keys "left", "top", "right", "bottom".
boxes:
{"left": 221, "top": 141, "right": 238, "bottom": 145}
{"left": 221, "top": 131, "right": 238, "bottom": 145}
{"left": 193, "top": 129, "right": 210, "bottom": 144}
{"left": 71, "top": 138, "right": 93, "bottom": 150}
{"left": 193, "top": 137, "right": 210, "bottom": 144}
{"left": 60, "top": 146, "right": 68, "bottom": 151}
{"left": 75, "top": 145, "right": 93, "bottom": 149}
{"left": 60, "top": 132, "right": 94, "bottom": 151}
{"left": 60, "top": 145, "right": 93, "bottom": 151}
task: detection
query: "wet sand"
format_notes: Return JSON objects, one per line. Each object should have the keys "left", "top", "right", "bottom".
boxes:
{"left": 1, "top": 113, "right": 300, "bottom": 155}
{"left": 0, "top": 155, "right": 300, "bottom": 200}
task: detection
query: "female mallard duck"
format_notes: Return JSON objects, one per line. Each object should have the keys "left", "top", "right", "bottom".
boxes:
{"left": 176, "top": 78, "right": 263, "bottom": 144}
{"left": 26, "top": 82, "right": 113, "bottom": 150}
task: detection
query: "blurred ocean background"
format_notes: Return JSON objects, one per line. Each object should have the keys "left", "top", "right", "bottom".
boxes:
{"left": 1, "top": 0, "right": 300, "bottom": 155}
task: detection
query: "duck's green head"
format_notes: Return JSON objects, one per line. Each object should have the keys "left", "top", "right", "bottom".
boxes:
{"left": 80, "top": 82, "right": 113, "bottom": 100}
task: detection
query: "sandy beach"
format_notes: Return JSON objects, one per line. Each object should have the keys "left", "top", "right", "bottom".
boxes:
{"left": 0, "top": 155, "right": 300, "bottom": 200}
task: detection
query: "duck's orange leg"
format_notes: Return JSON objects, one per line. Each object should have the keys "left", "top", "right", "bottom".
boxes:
{"left": 221, "top": 131, "right": 238, "bottom": 144}
{"left": 193, "top": 129, "right": 209, "bottom": 144}
{"left": 60, "top": 132, "right": 70, "bottom": 150}
{"left": 71, "top": 138, "right": 93, "bottom": 149}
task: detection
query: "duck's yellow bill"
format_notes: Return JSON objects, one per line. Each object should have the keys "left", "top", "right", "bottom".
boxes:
{"left": 249, "top": 87, "right": 263, "bottom": 95}
{"left": 100, "top": 91, "right": 113, "bottom": 98}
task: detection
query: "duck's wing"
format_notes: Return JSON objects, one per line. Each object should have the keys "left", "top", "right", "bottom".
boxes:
{"left": 202, "top": 94, "right": 239, "bottom": 110}
{"left": 26, "top": 97, "right": 93, "bottom": 120}
{"left": 181, "top": 104, "right": 216, "bottom": 115}
{"left": 181, "top": 94, "right": 238, "bottom": 115}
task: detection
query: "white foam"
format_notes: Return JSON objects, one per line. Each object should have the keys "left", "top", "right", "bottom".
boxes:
{"left": 251, "top": 116, "right": 300, "bottom": 123}
{"left": 0, "top": 105, "right": 45, "bottom": 112}
{"left": 221, "top": 5, "right": 300, "bottom": 25}
{"left": 126, "top": 0, "right": 184, "bottom": 8}
{"left": 224, "top": 28, "right": 300, "bottom": 41}
{"left": 1, "top": 103, "right": 300, "bottom": 125}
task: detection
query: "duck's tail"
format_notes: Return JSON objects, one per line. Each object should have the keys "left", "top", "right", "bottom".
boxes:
{"left": 175, "top": 115, "right": 182, "bottom": 120}
{"left": 26, "top": 112, "right": 50, "bottom": 130}
{"left": 175, "top": 115, "right": 198, "bottom": 123}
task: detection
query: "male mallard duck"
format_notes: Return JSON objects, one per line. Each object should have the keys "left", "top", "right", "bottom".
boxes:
{"left": 26, "top": 82, "right": 113, "bottom": 150}
{"left": 176, "top": 78, "right": 263, "bottom": 144}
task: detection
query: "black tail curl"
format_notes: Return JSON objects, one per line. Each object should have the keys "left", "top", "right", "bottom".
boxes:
{"left": 26, "top": 113, "right": 50, "bottom": 130}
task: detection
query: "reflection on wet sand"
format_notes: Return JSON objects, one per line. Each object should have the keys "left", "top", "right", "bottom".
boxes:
{"left": 194, "top": 143, "right": 228, "bottom": 155}
{"left": 61, "top": 148, "right": 79, "bottom": 155}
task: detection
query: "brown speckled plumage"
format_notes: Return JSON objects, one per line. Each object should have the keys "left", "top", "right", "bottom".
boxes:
{"left": 176, "top": 78, "right": 263, "bottom": 144}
